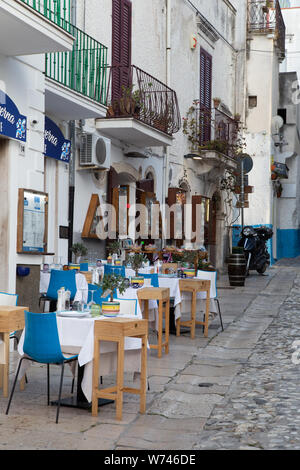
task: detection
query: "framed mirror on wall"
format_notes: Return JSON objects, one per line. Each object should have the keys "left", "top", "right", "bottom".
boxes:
{"left": 17, "top": 189, "right": 49, "bottom": 254}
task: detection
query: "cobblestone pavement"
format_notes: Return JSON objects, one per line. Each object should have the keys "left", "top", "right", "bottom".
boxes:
{"left": 0, "top": 261, "right": 299, "bottom": 450}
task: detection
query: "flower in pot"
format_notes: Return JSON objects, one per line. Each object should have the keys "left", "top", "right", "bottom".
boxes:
{"left": 97, "top": 274, "right": 127, "bottom": 316}
{"left": 71, "top": 243, "right": 88, "bottom": 264}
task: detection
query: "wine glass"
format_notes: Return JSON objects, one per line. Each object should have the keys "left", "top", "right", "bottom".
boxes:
{"left": 88, "top": 290, "right": 96, "bottom": 309}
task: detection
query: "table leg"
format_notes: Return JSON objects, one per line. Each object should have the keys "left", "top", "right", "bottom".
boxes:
{"left": 191, "top": 291, "right": 197, "bottom": 339}
{"left": 0, "top": 364, "right": 3, "bottom": 390}
{"left": 3, "top": 333, "right": 9, "bottom": 398}
{"left": 140, "top": 333, "right": 147, "bottom": 414}
{"left": 116, "top": 337, "right": 124, "bottom": 421}
{"left": 164, "top": 299, "right": 170, "bottom": 355}
{"left": 157, "top": 301, "right": 163, "bottom": 358}
{"left": 92, "top": 337, "right": 100, "bottom": 417}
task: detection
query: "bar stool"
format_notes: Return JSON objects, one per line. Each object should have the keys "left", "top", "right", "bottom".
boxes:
{"left": 92, "top": 317, "right": 148, "bottom": 421}
{"left": 177, "top": 279, "right": 211, "bottom": 339}
{"left": 137, "top": 287, "right": 170, "bottom": 358}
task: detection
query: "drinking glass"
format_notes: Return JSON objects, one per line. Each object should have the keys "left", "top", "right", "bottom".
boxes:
{"left": 88, "top": 290, "right": 96, "bottom": 309}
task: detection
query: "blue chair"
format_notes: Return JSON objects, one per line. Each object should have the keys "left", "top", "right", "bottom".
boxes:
{"left": 138, "top": 272, "right": 159, "bottom": 288}
{"left": 104, "top": 265, "right": 125, "bottom": 277}
{"left": 40, "top": 270, "right": 77, "bottom": 312}
{"left": 6, "top": 311, "right": 78, "bottom": 424}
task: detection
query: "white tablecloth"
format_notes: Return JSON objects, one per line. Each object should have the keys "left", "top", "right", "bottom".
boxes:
{"left": 18, "top": 312, "right": 143, "bottom": 402}
{"left": 39, "top": 272, "right": 88, "bottom": 303}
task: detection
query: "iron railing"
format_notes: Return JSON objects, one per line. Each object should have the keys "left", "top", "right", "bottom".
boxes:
{"left": 247, "top": 1, "right": 286, "bottom": 59}
{"left": 45, "top": 25, "right": 108, "bottom": 105}
{"left": 20, "top": 0, "right": 72, "bottom": 33}
{"left": 188, "top": 105, "right": 239, "bottom": 158}
{"left": 103, "top": 65, "right": 181, "bottom": 136}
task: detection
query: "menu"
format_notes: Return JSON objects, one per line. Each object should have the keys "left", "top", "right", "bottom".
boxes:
{"left": 22, "top": 191, "right": 46, "bottom": 252}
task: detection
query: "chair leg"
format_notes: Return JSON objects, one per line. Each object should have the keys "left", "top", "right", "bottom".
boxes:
{"left": 215, "top": 299, "right": 224, "bottom": 331}
{"left": 6, "top": 357, "right": 24, "bottom": 415}
{"left": 56, "top": 363, "right": 65, "bottom": 424}
{"left": 11, "top": 336, "right": 28, "bottom": 384}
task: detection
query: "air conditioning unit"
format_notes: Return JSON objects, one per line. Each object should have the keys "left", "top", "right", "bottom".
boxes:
{"left": 79, "top": 133, "right": 111, "bottom": 169}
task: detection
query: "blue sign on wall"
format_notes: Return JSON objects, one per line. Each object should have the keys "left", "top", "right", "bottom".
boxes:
{"left": 0, "top": 90, "right": 27, "bottom": 142}
{"left": 44, "top": 116, "right": 71, "bottom": 163}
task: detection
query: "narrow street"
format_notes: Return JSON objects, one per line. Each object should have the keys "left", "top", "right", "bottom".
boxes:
{"left": 1, "top": 260, "right": 299, "bottom": 450}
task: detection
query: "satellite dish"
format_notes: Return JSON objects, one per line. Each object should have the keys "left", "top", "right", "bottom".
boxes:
{"left": 271, "top": 115, "right": 284, "bottom": 135}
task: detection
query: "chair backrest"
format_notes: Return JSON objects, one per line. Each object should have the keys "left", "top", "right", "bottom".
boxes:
{"left": 46, "top": 270, "right": 77, "bottom": 300}
{"left": 23, "top": 311, "right": 64, "bottom": 364}
{"left": 161, "top": 263, "right": 178, "bottom": 274}
{"left": 104, "top": 265, "right": 125, "bottom": 277}
{"left": 0, "top": 292, "right": 18, "bottom": 306}
{"left": 196, "top": 270, "right": 217, "bottom": 298}
{"left": 118, "top": 299, "right": 138, "bottom": 316}
{"left": 80, "top": 263, "right": 89, "bottom": 272}
{"left": 138, "top": 272, "right": 159, "bottom": 287}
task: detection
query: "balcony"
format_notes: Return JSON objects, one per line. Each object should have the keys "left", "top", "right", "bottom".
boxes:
{"left": 96, "top": 65, "right": 181, "bottom": 147}
{"left": 0, "top": 0, "right": 74, "bottom": 56}
{"left": 183, "top": 103, "right": 239, "bottom": 172}
{"left": 45, "top": 25, "right": 108, "bottom": 120}
{"left": 247, "top": 0, "right": 286, "bottom": 61}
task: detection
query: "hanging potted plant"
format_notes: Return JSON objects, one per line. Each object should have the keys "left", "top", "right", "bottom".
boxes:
{"left": 126, "top": 252, "right": 147, "bottom": 287}
{"left": 70, "top": 243, "right": 88, "bottom": 264}
{"left": 98, "top": 274, "right": 127, "bottom": 316}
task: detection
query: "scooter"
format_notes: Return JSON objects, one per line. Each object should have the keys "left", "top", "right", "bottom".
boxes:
{"left": 238, "top": 226, "right": 273, "bottom": 275}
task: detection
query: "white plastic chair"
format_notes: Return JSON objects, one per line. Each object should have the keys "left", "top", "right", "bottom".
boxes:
{"left": 118, "top": 299, "right": 138, "bottom": 317}
{"left": 196, "top": 270, "right": 224, "bottom": 331}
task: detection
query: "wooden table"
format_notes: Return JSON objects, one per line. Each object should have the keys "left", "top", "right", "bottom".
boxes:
{"left": 0, "top": 306, "right": 27, "bottom": 397}
{"left": 92, "top": 317, "right": 148, "bottom": 420}
{"left": 177, "top": 279, "right": 210, "bottom": 339}
{"left": 137, "top": 287, "right": 170, "bottom": 358}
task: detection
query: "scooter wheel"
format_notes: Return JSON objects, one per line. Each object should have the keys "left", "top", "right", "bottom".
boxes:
{"left": 257, "top": 263, "right": 267, "bottom": 275}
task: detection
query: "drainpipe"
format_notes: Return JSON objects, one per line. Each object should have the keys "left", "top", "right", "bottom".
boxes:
{"left": 162, "top": 0, "right": 172, "bottom": 247}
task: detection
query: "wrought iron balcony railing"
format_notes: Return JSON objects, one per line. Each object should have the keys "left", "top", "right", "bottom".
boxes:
{"left": 184, "top": 104, "right": 240, "bottom": 159}
{"left": 45, "top": 25, "right": 108, "bottom": 105}
{"left": 20, "top": 0, "right": 72, "bottom": 33}
{"left": 247, "top": 1, "right": 286, "bottom": 59}
{"left": 103, "top": 65, "right": 181, "bottom": 136}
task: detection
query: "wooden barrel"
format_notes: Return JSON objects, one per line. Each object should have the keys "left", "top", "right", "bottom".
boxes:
{"left": 228, "top": 253, "right": 246, "bottom": 287}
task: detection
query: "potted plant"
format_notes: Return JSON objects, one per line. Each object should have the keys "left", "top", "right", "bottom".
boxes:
{"left": 98, "top": 274, "right": 127, "bottom": 316}
{"left": 107, "top": 240, "right": 122, "bottom": 264}
{"left": 70, "top": 243, "right": 88, "bottom": 264}
{"left": 126, "top": 252, "right": 147, "bottom": 287}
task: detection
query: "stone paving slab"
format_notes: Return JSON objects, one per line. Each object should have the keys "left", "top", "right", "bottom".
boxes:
{"left": 1, "top": 264, "right": 299, "bottom": 450}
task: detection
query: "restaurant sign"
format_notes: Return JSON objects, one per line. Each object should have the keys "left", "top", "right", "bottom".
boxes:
{"left": 44, "top": 116, "right": 71, "bottom": 163}
{"left": 0, "top": 89, "right": 27, "bottom": 142}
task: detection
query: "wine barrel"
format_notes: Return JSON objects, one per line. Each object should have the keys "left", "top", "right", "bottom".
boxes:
{"left": 228, "top": 253, "right": 246, "bottom": 287}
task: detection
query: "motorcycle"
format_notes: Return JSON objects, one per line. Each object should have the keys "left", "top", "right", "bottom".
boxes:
{"left": 238, "top": 226, "right": 273, "bottom": 275}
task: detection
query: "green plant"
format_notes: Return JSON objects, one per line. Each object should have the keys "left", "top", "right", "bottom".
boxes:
{"left": 126, "top": 252, "right": 147, "bottom": 276}
{"left": 107, "top": 240, "right": 121, "bottom": 256}
{"left": 70, "top": 243, "right": 88, "bottom": 260}
{"left": 97, "top": 274, "right": 127, "bottom": 302}
{"left": 197, "top": 259, "right": 215, "bottom": 271}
